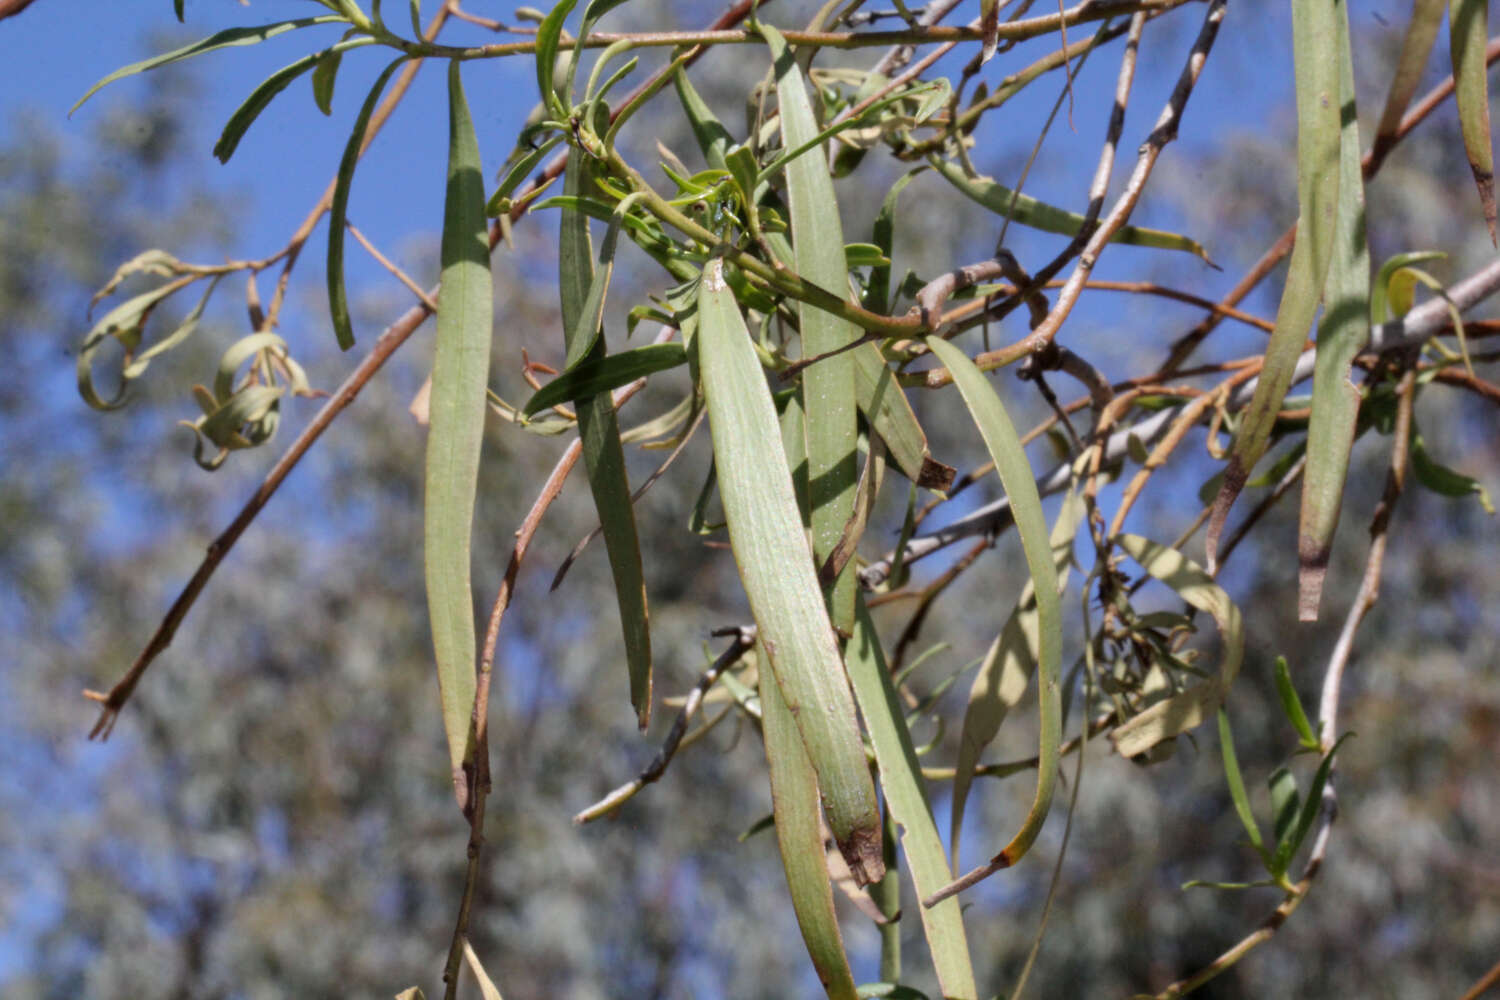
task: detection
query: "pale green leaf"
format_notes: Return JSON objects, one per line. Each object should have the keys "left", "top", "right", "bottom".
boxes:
{"left": 1450, "top": 0, "right": 1497, "bottom": 243}
{"left": 950, "top": 490, "right": 1082, "bottom": 866}
{"left": 1298, "top": 2, "right": 1368, "bottom": 621}
{"left": 763, "top": 22, "right": 861, "bottom": 633}
{"left": 924, "top": 335, "right": 1059, "bottom": 873}
{"left": 760, "top": 654, "right": 860, "bottom": 1000}
{"left": 328, "top": 56, "right": 409, "bottom": 351}
{"left": 931, "top": 157, "right": 1214, "bottom": 263}
{"left": 698, "top": 258, "right": 883, "bottom": 882}
{"left": 424, "top": 61, "right": 492, "bottom": 804}
{"left": 847, "top": 598, "right": 978, "bottom": 1000}
{"left": 71, "top": 16, "right": 348, "bottom": 115}
{"left": 561, "top": 148, "right": 654, "bottom": 729}
{"left": 523, "top": 343, "right": 686, "bottom": 415}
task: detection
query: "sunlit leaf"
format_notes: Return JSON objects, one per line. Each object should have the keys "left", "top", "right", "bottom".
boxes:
{"left": 931, "top": 157, "right": 1214, "bottom": 263}
{"left": 763, "top": 22, "right": 861, "bottom": 632}
{"left": 951, "top": 490, "right": 1082, "bottom": 866}
{"left": 698, "top": 257, "right": 883, "bottom": 883}
{"left": 1210, "top": 0, "right": 1341, "bottom": 570}
{"left": 1298, "top": 2, "right": 1368, "bottom": 621}
{"left": 760, "top": 653, "right": 860, "bottom": 1000}
{"left": 213, "top": 38, "right": 375, "bottom": 163}
{"left": 328, "top": 56, "right": 409, "bottom": 351}
{"left": 71, "top": 15, "right": 348, "bottom": 114}
{"left": 523, "top": 343, "right": 685, "bottom": 416}
{"left": 560, "top": 148, "right": 654, "bottom": 729}
{"left": 424, "top": 61, "right": 492, "bottom": 807}
{"left": 847, "top": 598, "right": 978, "bottom": 1000}
{"left": 924, "top": 336, "right": 1059, "bottom": 874}
{"left": 1449, "top": 0, "right": 1497, "bottom": 243}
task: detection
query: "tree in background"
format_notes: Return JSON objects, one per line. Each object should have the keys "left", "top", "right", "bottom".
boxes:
{"left": 5, "top": 1, "right": 1500, "bottom": 998}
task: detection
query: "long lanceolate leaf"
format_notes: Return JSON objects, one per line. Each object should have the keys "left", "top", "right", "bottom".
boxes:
{"left": 698, "top": 258, "right": 884, "bottom": 884}
{"left": 847, "top": 599, "right": 977, "bottom": 1000}
{"left": 561, "top": 149, "right": 654, "bottom": 729}
{"left": 764, "top": 24, "right": 861, "bottom": 634}
{"left": 70, "top": 15, "right": 348, "bottom": 114}
{"left": 951, "top": 490, "right": 1084, "bottom": 868}
{"left": 425, "top": 61, "right": 492, "bottom": 810}
{"left": 1449, "top": 0, "right": 1497, "bottom": 244}
{"left": 1110, "top": 536, "right": 1245, "bottom": 758}
{"left": 1209, "top": 0, "right": 1341, "bottom": 572}
{"left": 328, "top": 56, "right": 410, "bottom": 351}
{"left": 1298, "top": 1, "right": 1369, "bottom": 622}
{"left": 213, "top": 38, "right": 377, "bottom": 163}
{"left": 1371, "top": 0, "right": 1445, "bottom": 162}
{"left": 924, "top": 336, "right": 1059, "bottom": 895}
{"left": 759, "top": 658, "right": 860, "bottom": 1000}
{"left": 931, "top": 158, "right": 1215, "bottom": 263}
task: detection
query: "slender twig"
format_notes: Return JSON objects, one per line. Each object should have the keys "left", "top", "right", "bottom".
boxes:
{"left": 1458, "top": 956, "right": 1500, "bottom": 1000}
{"left": 572, "top": 627, "right": 757, "bottom": 824}
{"left": 346, "top": 221, "right": 440, "bottom": 312}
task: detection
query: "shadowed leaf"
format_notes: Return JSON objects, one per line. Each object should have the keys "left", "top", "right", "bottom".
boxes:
{"left": 1449, "top": 0, "right": 1497, "bottom": 243}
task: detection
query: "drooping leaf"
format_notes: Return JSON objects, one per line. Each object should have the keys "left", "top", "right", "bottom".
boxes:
{"left": 853, "top": 344, "right": 954, "bottom": 493}
{"left": 1217, "top": 709, "right": 1265, "bottom": 857}
{"left": 924, "top": 335, "right": 1059, "bottom": 873}
{"left": 950, "top": 490, "right": 1083, "bottom": 866}
{"left": 536, "top": 0, "right": 580, "bottom": 116}
{"left": 847, "top": 598, "right": 978, "bottom": 1000}
{"left": 1210, "top": 0, "right": 1341, "bottom": 570}
{"left": 311, "top": 48, "right": 342, "bottom": 115}
{"left": 213, "top": 38, "right": 375, "bottom": 163}
{"left": 674, "top": 67, "right": 735, "bottom": 172}
{"left": 1298, "top": 1, "right": 1369, "bottom": 621}
{"left": 1371, "top": 0, "right": 1444, "bottom": 161}
{"left": 76, "top": 276, "right": 197, "bottom": 410}
{"left": 523, "top": 342, "right": 685, "bottom": 416}
{"left": 1110, "top": 536, "right": 1245, "bottom": 758}
{"left": 1371, "top": 251, "right": 1447, "bottom": 323}
{"left": 698, "top": 257, "right": 884, "bottom": 883}
{"left": 931, "top": 157, "right": 1214, "bottom": 263}
{"left": 1273, "top": 656, "right": 1321, "bottom": 750}
{"left": 328, "top": 56, "right": 409, "bottom": 351}
{"left": 424, "top": 61, "right": 493, "bottom": 807}
{"left": 1449, "top": 0, "right": 1497, "bottom": 243}
{"left": 763, "top": 23, "right": 861, "bottom": 633}
{"left": 760, "top": 653, "right": 860, "bottom": 1000}
{"left": 71, "top": 15, "right": 347, "bottom": 114}
{"left": 560, "top": 147, "right": 654, "bottom": 729}
{"left": 1411, "top": 429, "right": 1496, "bottom": 513}
{"left": 1269, "top": 735, "right": 1352, "bottom": 877}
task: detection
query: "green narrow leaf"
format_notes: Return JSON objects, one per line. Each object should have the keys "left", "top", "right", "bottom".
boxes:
{"left": 863, "top": 168, "right": 921, "bottom": 316}
{"left": 1217, "top": 709, "right": 1265, "bottom": 855}
{"left": 1268, "top": 766, "right": 1301, "bottom": 850}
{"left": 699, "top": 257, "right": 884, "bottom": 883}
{"left": 1271, "top": 734, "right": 1352, "bottom": 876}
{"left": 213, "top": 38, "right": 375, "bottom": 163}
{"left": 950, "top": 490, "right": 1083, "bottom": 866}
{"left": 1273, "top": 656, "right": 1320, "bottom": 749}
{"left": 674, "top": 68, "right": 735, "bottom": 171}
{"left": 763, "top": 23, "right": 861, "bottom": 633}
{"left": 173, "top": 0, "right": 185, "bottom": 22}
{"left": 1450, "top": 0, "right": 1497, "bottom": 243}
{"left": 536, "top": 0, "right": 580, "bottom": 116}
{"left": 424, "top": 60, "right": 493, "bottom": 807}
{"left": 71, "top": 15, "right": 348, "bottom": 114}
{"left": 409, "top": 0, "right": 423, "bottom": 38}
{"left": 561, "top": 148, "right": 654, "bottom": 729}
{"left": 847, "top": 598, "right": 978, "bottom": 1000}
{"left": 1110, "top": 536, "right": 1246, "bottom": 758}
{"left": 328, "top": 56, "right": 409, "bottom": 351}
{"left": 562, "top": 193, "right": 642, "bottom": 371}
{"left": 1412, "top": 429, "right": 1496, "bottom": 513}
{"left": 523, "top": 342, "right": 686, "bottom": 415}
{"left": 924, "top": 336, "right": 1059, "bottom": 871}
{"left": 1297, "top": 1, "right": 1369, "bottom": 621}
{"left": 311, "top": 48, "right": 342, "bottom": 115}
{"left": 1210, "top": 0, "right": 1341, "bottom": 569}
{"left": 853, "top": 345, "right": 953, "bottom": 493}
{"left": 931, "top": 157, "right": 1214, "bottom": 264}
{"left": 1371, "top": 0, "right": 1444, "bottom": 160}
{"left": 760, "top": 656, "right": 861, "bottom": 1000}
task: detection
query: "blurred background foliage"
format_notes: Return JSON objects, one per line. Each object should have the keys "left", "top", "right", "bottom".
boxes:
{"left": 2, "top": 2, "right": 1498, "bottom": 998}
